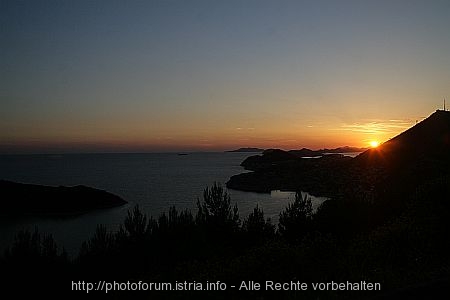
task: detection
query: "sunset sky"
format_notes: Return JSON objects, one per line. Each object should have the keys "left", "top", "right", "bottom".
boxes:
{"left": 1, "top": 0, "right": 450, "bottom": 153}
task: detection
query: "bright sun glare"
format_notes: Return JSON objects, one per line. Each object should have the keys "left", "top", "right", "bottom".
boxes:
{"left": 370, "top": 141, "right": 380, "bottom": 148}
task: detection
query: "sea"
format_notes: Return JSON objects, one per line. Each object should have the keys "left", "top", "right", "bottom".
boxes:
{"left": 0, "top": 152, "right": 329, "bottom": 256}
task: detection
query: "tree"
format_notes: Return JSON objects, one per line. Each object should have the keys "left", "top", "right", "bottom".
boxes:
{"left": 242, "top": 205, "right": 275, "bottom": 242}
{"left": 122, "top": 205, "right": 150, "bottom": 240}
{"left": 79, "top": 225, "right": 115, "bottom": 258}
{"left": 196, "top": 182, "right": 240, "bottom": 232}
{"left": 278, "top": 192, "right": 313, "bottom": 241}
{"left": 5, "top": 228, "right": 63, "bottom": 263}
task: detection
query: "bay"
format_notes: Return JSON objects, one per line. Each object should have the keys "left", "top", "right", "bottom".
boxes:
{"left": 0, "top": 152, "right": 327, "bottom": 255}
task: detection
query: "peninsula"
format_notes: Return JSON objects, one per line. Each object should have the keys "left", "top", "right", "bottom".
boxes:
{"left": 0, "top": 180, "right": 127, "bottom": 216}
{"left": 227, "top": 110, "right": 450, "bottom": 198}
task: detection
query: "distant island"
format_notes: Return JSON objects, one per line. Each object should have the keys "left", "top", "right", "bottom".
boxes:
{"left": 226, "top": 147, "right": 265, "bottom": 152}
{"left": 227, "top": 110, "right": 450, "bottom": 195}
{"left": 227, "top": 146, "right": 366, "bottom": 154}
{"left": 3, "top": 111, "right": 450, "bottom": 299}
{"left": 0, "top": 180, "right": 127, "bottom": 216}
{"left": 288, "top": 146, "right": 367, "bottom": 157}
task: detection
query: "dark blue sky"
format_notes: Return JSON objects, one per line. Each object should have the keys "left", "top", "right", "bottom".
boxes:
{"left": 1, "top": 0, "right": 450, "bottom": 152}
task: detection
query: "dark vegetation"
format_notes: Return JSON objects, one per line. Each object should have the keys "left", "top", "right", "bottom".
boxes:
{"left": 2, "top": 178, "right": 449, "bottom": 299}
{"left": 1, "top": 111, "right": 450, "bottom": 298}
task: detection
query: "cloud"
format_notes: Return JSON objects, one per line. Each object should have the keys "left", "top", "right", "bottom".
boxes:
{"left": 236, "top": 127, "right": 255, "bottom": 131}
{"left": 332, "top": 119, "right": 412, "bottom": 135}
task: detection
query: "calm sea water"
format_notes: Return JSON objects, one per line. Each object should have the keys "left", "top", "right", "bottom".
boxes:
{"left": 0, "top": 152, "right": 327, "bottom": 255}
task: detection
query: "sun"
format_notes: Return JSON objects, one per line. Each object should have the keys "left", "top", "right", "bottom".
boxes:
{"left": 370, "top": 141, "right": 380, "bottom": 148}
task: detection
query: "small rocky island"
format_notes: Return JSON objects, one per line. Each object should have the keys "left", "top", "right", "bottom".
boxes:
{"left": 0, "top": 180, "right": 127, "bottom": 216}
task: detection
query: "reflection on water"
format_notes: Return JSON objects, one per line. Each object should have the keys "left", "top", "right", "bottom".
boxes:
{"left": 270, "top": 190, "right": 329, "bottom": 213}
{"left": 0, "top": 189, "right": 329, "bottom": 256}
{"left": 0, "top": 153, "right": 330, "bottom": 256}
{"left": 322, "top": 152, "right": 362, "bottom": 158}
{"left": 302, "top": 152, "right": 363, "bottom": 159}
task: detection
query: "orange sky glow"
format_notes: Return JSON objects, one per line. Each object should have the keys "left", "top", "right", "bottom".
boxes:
{"left": 1, "top": 1, "right": 449, "bottom": 153}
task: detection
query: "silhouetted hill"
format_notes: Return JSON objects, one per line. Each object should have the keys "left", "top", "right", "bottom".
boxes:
{"left": 356, "top": 110, "right": 450, "bottom": 164}
{"left": 228, "top": 110, "right": 450, "bottom": 197}
{"left": 289, "top": 146, "right": 367, "bottom": 157}
{"left": 229, "top": 153, "right": 351, "bottom": 194}
{"left": 240, "top": 149, "right": 298, "bottom": 171}
{"left": 226, "top": 147, "right": 264, "bottom": 152}
{"left": 323, "top": 146, "right": 368, "bottom": 153}
{"left": 353, "top": 110, "right": 450, "bottom": 191}
{"left": 3, "top": 114, "right": 449, "bottom": 299}
{"left": 240, "top": 146, "right": 365, "bottom": 171}
{"left": 288, "top": 148, "right": 322, "bottom": 157}
{"left": 0, "top": 180, "right": 127, "bottom": 216}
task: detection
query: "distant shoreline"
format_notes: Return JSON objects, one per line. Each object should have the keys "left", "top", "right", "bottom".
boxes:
{"left": 226, "top": 147, "right": 265, "bottom": 153}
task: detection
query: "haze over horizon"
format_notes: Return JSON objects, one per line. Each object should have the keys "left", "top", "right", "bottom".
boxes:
{"left": 2, "top": 0, "right": 450, "bottom": 153}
